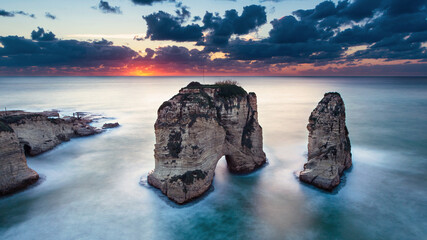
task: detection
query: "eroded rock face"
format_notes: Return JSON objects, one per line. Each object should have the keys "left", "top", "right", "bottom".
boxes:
{"left": 0, "top": 125, "right": 39, "bottom": 196}
{"left": 148, "top": 82, "right": 266, "bottom": 204}
{"left": 300, "top": 92, "right": 352, "bottom": 191}
{"left": 0, "top": 111, "right": 114, "bottom": 196}
{"left": 1, "top": 113, "right": 100, "bottom": 156}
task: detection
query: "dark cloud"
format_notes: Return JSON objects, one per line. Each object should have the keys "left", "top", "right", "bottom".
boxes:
{"left": 348, "top": 34, "right": 427, "bottom": 61}
{"left": 223, "top": 39, "right": 345, "bottom": 64}
{"left": 202, "top": 5, "right": 267, "bottom": 46}
{"left": 0, "top": 9, "right": 35, "bottom": 18}
{"left": 269, "top": 16, "right": 319, "bottom": 43}
{"left": 0, "top": 9, "right": 14, "bottom": 17}
{"left": 141, "top": 45, "right": 206, "bottom": 64}
{"left": 340, "top": 0, "right": 382, "bottom": 21}
{"left": 143, "top": 5, "right": 266, "bottom": 44}
{"left": 0, "top": 29, "right": 138, "bottom": 70}
{"left": 45, "top": 12, "right": 56, "bottom": 20}
{"left": 131, "top": 0, "right": 174, "bottom": 6}
{"left": 143, "top": 11, "right": 203, "bottom": 41}
{"left": 133, "top": 35, "right": 145, "bottom": 41}
{"left": 407, "top": 31, "right": 427, "bottom": 43}
{"left": 384, "top": 0, "right": 427, "bottom": 16}
{"left": 93, "top": 38, "right": 114, "bottom": 45}
{"left": 99, "top": 0, "right": 122, "bottom": 14}
{"left": 175, "top": 5, "right": 190, "bottom": 22}
{"left": 31, "top": 27, "right": 57, "bottom": 41}
{"left": 227, "top": 0, "right": 427, "bottom": 63}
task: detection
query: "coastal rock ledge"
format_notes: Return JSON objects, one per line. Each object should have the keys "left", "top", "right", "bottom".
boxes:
{"left": 0, "top": 111, "right": 109, "bottom": 196}
{"left": 148, "top": 82, "right": 266, "bottom": 204}
{"left": 299, "top": 92, "right": 352, "bottom": 191}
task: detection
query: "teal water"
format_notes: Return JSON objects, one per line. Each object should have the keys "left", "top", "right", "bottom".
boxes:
{"left": 0, "top": 77, "right": 426, "bottom": 240}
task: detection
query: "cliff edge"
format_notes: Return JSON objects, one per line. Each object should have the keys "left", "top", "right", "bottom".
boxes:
{"left": 0, "top": 123, "right": 39, "bottom": 196}
{"left": 148, "top": 81, "right": 266, "bottom": 204}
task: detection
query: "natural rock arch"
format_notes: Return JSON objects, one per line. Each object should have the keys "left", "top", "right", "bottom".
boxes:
{"left": 147, "top": 82, "right": 266, "bottom": 204}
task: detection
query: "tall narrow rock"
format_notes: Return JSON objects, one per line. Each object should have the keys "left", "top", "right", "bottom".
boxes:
{"left": 300, "top": 92, "right": 352, "bottom": 191}
{"left": 0, "top": 123, "right": 39, "bottom": 196}
{"left": 148, "top": 82, "right": 266, "bottom": 204}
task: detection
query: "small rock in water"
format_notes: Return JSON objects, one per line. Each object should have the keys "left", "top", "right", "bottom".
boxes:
{"left": 102, "top": 122, "right": 120, "bottom": 129}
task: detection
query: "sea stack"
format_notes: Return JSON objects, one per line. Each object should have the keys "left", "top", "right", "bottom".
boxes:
{"left": 148, "top": 81, "right": 266, "bottom": 204}
{"left": 0, "top": 122, "right": 39, "bottom": 196}
{"left": 299, "top": 92, "right": 352, "bottom": 191}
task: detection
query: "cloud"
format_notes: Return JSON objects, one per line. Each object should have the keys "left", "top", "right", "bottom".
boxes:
{"left": 0, "top": 9, "right": 35, "bottom": 18}
{"left": 142, "top": 5, "right": 267, "bottom": 45}
{"left": 45, "top": 12, "right": 56, "bottom": 20}
{"left": 0, "top": 28, "right": 138, "bottom": 71}
{"left": 131, "top": 0, "right": 174, "bottom": 6}
{"left": 143, "top": 11, "right": 203, "bottom": 41}
{"left": 215, "top": 0, "right": 427, "bottom": 63}
{"left": 0, "top": 9, "right": 14, "bottom": 17}
{"left": 202, "top": 5, "right": 267, "bottom": 46}
{"left": 98, "top": 0, "right": 122, "bottom": 14}
{"left": 31, "top": 27, "right": 57, "bottom": 41}
{"left": 268, "top": 16, "right": 320, "bottom": 43}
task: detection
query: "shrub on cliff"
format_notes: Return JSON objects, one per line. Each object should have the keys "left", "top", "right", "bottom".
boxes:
{"left": 185, "top": 80, "right": 247, "bottom": 98}
{"left": 0, "top": 121, "right": 13, "bottom": 132}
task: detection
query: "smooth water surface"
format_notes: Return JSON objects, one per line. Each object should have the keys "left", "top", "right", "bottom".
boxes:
{"left": 0, "top": 76, "right": 426, "bottom": 240}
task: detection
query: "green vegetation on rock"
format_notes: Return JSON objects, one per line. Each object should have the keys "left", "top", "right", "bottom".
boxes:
{"left": 185, "top": 81, "right": 247, "bottom": 98}
{"left": 0, "top": 114, "right": 42, "bottom": 125}
{"left": 0, "top": 121, "right": 13, "bottom": 132}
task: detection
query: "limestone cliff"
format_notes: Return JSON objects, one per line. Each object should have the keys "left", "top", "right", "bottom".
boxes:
{"left": 148, "top": 82, "right": 266, "bottom": 204}
{"left": 1, "top": 113, "right": 100, "bottom": 156}
{"left": 0, "top": 124, "right": 38, "bottom": 196}
{"left": 299, "top": 92, "right": 352, "bottom": 191}
{"left": 0, "top": 111, "right": 105, "bottom": 196}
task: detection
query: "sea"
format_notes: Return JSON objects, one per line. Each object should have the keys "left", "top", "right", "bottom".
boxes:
{"left": 0, "top": 76, "right": 426, "bottom": 240}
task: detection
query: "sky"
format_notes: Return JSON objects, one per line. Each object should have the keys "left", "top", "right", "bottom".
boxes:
{"left": 0, "top": 0, "right": 426, "bottom": 76}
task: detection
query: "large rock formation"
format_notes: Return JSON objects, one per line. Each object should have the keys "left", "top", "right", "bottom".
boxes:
{"left": 0, "top": 122, "right": 39, "bottom": 196}
{"left": 0, "top": 111, "right": 107, "bottom": 196}
{"left": 1, "top": 112, "right": 100, "bottom": 156}
{"left": 148, "top": 82, "right": 266, "bottom": 204}
{"left": 300, "top": 92, "right": 352, "bottom": 191}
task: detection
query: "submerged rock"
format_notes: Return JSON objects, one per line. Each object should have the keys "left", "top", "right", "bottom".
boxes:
{"left": 148, "top": 82, "right": 266, "bottom": 204}
{"left": 300, "top": 92, "right": 352, "bottom": 191}
{"left": 0, "top": 124, "right": 38, "bottom": 196}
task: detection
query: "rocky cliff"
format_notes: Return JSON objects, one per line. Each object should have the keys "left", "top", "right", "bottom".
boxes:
{"left": 1, "top": 112, "right": 100, "bottom": 156}
{"left": 0, "top": 111, "right": 105, "bottom": 196}
{"left": 0, "top": 123, "right": 39, "bottom": 196}
{"left": 299, "top": 92, "right": 352, "bottom": 191}
{"left": 147, "top": 82, "right": 266, "bottom": 204}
